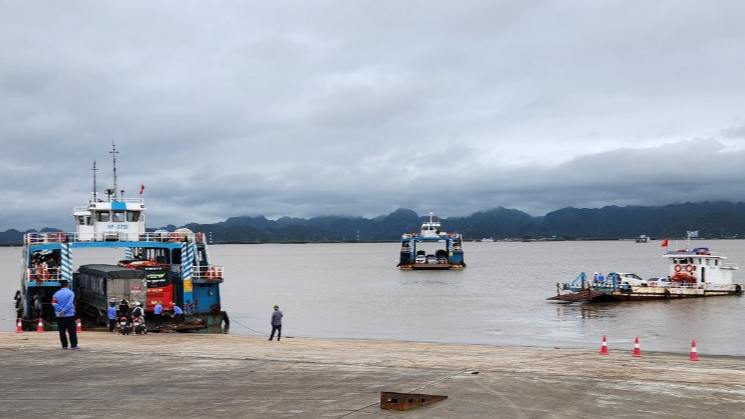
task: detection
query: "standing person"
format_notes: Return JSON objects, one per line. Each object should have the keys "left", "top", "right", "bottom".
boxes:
{"left": 172, "top": 305, "right": 185, "bottom": 324}
{"left": 153, "top": 301, "right": 163, "bottom": 328}
{"left": 32, "top": 293, "right": 43, "bottom": 319}
{"left": 107, "top": 302, "right": 117, "bottom": 332}
{"left": 51, "top": 280, "right": 79, "bottom": 350}
{"left": 268, "top": 305, "right": 283, "bottom": 341}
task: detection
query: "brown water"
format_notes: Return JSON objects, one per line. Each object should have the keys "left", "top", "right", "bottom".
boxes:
{"left": 3, "top": 240, "right": 745, "bottom": 355}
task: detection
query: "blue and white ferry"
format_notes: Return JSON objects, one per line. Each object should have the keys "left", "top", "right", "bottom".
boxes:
{"left": 397, "top": 213, "right": 466, "bottom": 270}
{"left": 13, "top": 146, "right": 226, "bottom": 331}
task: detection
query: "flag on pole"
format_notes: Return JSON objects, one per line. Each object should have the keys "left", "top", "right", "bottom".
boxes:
{"left": 139, "top": 184, "right": 145, "bottom": 195}
{"left": 661, "top": 239, "right": 668, "bottom": 247}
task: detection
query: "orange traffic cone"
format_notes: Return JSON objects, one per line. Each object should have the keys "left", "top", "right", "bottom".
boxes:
{"left": 76, "top": 318, "right": 82, "bottom": 333}
{"left": 632, "top": 336, "right": 642, "bottom": 357}
{"left": 16, "top": 318, "right": 23, "bottom": 333}
{"left": 689, "top": 340, "right": 700, "bottom": 361}
{"left": 599, "top": 335, "right": 609, "bottom": 355}
{"left": 36, "top": 318, "right": 44, "bottom": 333}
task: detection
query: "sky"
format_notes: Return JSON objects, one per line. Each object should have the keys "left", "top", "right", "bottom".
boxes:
{"left": 2, "top": 1, "right": 745, "bottom": 231}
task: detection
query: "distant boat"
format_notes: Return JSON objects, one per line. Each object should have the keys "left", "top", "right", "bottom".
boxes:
{"left": 548, "top": 244, "right": 743, "bottom": 303}
{"left": 480, "top": 238, "right": 495, "bottom": 242}
{"left": 636, "top": 235, "right": 651, "bottom": 243}
{"left": 397, "top": 213, "right": 466, "bottom": 270}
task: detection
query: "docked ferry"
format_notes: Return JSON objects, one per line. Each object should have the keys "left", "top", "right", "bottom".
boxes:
{"left": 548, "top": 243, "right": 743, "bottom": 302}
{"left": 13, "top": 146, "right": 226, "bottom": 331}
{"left": 397, "top": 213, "right": 466, "bottom": 270}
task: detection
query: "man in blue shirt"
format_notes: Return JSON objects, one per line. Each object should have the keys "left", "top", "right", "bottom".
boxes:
{"left": 172, "top": 305, "right": 185, "bottom": 324}
{"left": 268, "top": 305, "right": 283, "bottom": 341}
{"left": 52, "top": 280, "right": 79, "bottom": 349}
{"left": 154, "top": 301, "right": 163, "bottom": 328}
{"left": 107, "top": 302, "right": 117, "bottom": 332}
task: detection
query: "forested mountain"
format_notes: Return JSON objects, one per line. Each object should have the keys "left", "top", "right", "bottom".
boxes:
{"left": 3, "top": 201, "right": 745, "bottom": 244}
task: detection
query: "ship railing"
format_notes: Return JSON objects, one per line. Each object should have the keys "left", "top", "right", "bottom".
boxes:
{"left": 722, "top": 263, "right": 739, "bottom": 270}
{"left": 24, "top": 231, "right": 207, "bottom": 245}
{"left": 25, "top": 267, "right": 61, "bottom": 283}
{"left": 194, "top": 265, "right": 224, "bottom": 280}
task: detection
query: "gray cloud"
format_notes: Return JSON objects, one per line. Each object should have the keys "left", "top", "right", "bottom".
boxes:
{"left": 2, "top": 1, "right": 745, "bottom": 230}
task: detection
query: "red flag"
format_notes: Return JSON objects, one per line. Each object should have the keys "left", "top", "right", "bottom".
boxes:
{"left": 661, "top": 239, "right": 668, "bottom": 247}
{"left": 139, "top": 184, "right": 145, "bottom": 195}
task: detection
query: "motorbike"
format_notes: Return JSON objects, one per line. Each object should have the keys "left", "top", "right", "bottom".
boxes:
{"left": 133, "top": 316, "right": 147, "bottom": 334}
{"left": 118, "top": 316, "right": 131, "bottom": 335}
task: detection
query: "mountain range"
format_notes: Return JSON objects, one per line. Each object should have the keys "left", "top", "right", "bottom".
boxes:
{"left": 4, "top": 201, "right": 744, "bottom": 244}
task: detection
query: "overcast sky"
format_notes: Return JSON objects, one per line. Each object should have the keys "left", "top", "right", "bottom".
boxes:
{"left": 2, "top": 1, "right": 745, "bottom": 231}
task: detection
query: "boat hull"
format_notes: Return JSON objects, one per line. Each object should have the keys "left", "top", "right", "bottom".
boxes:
{"left": 399, "top": 263, "right": 466, "bottom": 270}
{"left": 549, "top": 285, "right": 743, "bottom": 303}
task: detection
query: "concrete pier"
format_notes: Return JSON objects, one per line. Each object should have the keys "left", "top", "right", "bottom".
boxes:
{"left": 1, "top": 332, "right": 744, "bottom": 418}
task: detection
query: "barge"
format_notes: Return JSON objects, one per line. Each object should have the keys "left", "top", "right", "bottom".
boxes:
{"left": 549, "top": 244, "right": 743, "bottom": 302}
{"left": 397, "top": 213, "right": 466, "bottom": 270}
{"left": 13, "top": 145, "right": 226, "bottom": 331}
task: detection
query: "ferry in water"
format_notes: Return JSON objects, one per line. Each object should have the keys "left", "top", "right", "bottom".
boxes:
{"left": 548, "top": 240, "right": 743, "bottom": 302}
{"left": 13, "top": 145, "right": 226, "bottom": 331}
{"left": 397, "top": 213, "right": 466, "bottom": 270}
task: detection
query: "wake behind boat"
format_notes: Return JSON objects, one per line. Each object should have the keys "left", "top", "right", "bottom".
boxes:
{"left": 397, "top": 213, "right": 466, "bottom": 270}
{"left": 13, "top": 145, "right": 226, "bottom": 331}
{"left": 549, "top": 242, "right": 743, "bottom": 302}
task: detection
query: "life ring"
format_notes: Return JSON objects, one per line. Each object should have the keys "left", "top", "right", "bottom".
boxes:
{"left": 685, "top": 264, "right": 694, "bottom": 273}
{"left": 674, "top": 264, "right": 682, "bottom": 273}
{"left": 196, "top": 233, "right": 203, "bottom": 243}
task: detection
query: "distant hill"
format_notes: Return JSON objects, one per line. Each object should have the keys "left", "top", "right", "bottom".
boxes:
{"left": 3, "top": 201, "right": 745, "bottom": 244}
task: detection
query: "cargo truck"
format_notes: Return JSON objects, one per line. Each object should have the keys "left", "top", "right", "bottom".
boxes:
{"left": 74, "top": 264, "right": 147, "bottom": 325}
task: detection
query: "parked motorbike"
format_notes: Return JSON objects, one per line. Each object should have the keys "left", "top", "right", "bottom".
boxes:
{"left": 133, "top": 316, "right": 147, "bottom": 334}
{"left": 118, "top": 316, "right": 131, "bottom": 335}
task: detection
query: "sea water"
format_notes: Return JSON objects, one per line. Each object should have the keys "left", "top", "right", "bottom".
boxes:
{"left": 2, "top": 240, "right": 744, "bottom": 355}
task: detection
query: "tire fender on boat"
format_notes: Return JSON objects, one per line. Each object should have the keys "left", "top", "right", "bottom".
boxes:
{"left": 736, "top": 284, "right": 742, "bottom": 293}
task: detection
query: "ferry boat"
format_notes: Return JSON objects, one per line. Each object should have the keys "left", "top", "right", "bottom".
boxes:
{"left": 635, "top": 234, "right": 651, "bottom": 243}
{"left": 13, "top": 145, "right": 226, "bottom": 331}
{"left": 397, "top": 213, "right": 466, "bottom": 270}
{"left": 548, "top": 244, "right": 743, "bottom": 302}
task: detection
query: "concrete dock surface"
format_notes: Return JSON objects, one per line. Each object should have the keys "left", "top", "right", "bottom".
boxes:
{"left": 1, "top": 332, "right": 744, "bottom": 419}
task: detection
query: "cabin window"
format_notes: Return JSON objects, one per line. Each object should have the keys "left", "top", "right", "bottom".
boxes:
{"left": 127, "top": 211, "right": 140, "bottom": 222}
{"left": 77, "top": 216, "right": 85, "bottom": 225}
{"left": 87, "top": 216, "right": 93, "bottom": 226}
{"left": 113, "top": 211, "right": 125, "bottom": 222}
{"left": 97, "top": 212, "right": 110, "bottom": 222}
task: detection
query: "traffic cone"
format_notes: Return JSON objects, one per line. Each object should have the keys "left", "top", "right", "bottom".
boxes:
{"left": 689, "top": 340, "right": 700, "bottom": 361}
{"left": 36, "top": 318, "right": 44, "bottom": 333}
{"left": 599, "top": 335, "right": 609, "bottom": 355}
{"left": 76, "top": 318, "right": 82, "bottom": 333}
{"left": 16, "top": 318, "right": 23, "bottom": 333}
{"left": 632, "top": 336, "right": 642, "bottom": 357}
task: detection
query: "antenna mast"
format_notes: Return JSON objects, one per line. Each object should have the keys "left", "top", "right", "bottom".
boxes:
{"left": 109, "top": 142, "right": 119, "bottom": 200}
{"left": 92, "top": 160, "right": 98, "bottom": 202}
